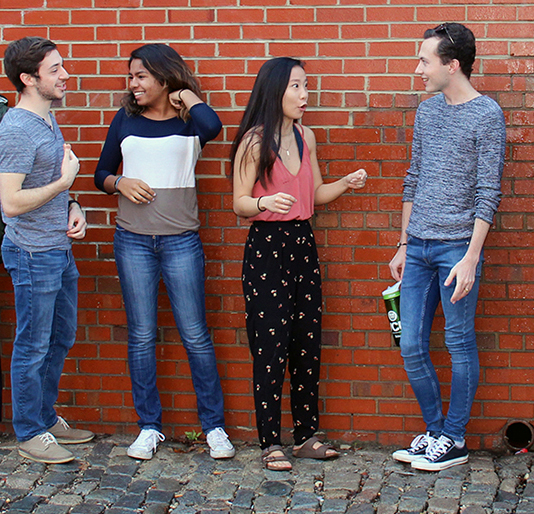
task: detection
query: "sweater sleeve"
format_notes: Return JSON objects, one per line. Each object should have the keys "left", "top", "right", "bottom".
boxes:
{"left": 402, "top": 105, "right": 423, "bottom": 202}
{"left": 188, "top": 103, "right": 222, "bottom": 147}
{"left": 94, "top": 110, "right": 124, "bottom": 193}
{"left": 474, "top": 106, "right": 506, "bottom": 224}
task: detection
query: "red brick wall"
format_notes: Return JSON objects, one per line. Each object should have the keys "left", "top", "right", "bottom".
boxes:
{"left": 0, "top": 1, "right": 532, "bottom": 450}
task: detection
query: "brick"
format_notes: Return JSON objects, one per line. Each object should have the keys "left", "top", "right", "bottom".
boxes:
{"left": 1, "top": 0, "right": 43, "bottom": 6}
{"left": 4, "top": 27, "right": 49, "bottom": 40}
{"left": 50, "top": 27, "right": 96, "bottom": 41}
{"left": 468, "top": 5, "right": 517, "bottom": 21}
{"left": 71, "top": 9, "right": 117, "bottom": 24}
{"left": 95, "top": 0, "right": 140, "bottom": 6}
{"left": 367, "top": 6, "right": 415, "bottom": 22}
{"left": 242, "top": 25, "right": 290, "bottom": 40}
{"left": 24, "top": 9, "right": 70, "bottom": 25}
{"left": 96, "top": 26, "right": 144, "bottom": 40}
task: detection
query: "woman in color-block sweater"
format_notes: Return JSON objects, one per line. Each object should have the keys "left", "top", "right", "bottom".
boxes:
{"left": 94, "top": 44, "right": 234, "bottom": 462}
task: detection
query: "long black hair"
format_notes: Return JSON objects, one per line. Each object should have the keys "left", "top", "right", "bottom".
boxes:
{"left": 230, "top": 57, "right": 304, "bottom": 187}
{"left": 122, "top": 43, "right": 202, "bottom": 119}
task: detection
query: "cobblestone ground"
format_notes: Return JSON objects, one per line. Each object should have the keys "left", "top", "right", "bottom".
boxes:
{"left": 0, "top": 434, "right": 530, "bottom": 513}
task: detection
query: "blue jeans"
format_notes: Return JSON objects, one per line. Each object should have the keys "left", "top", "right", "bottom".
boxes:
{"left": 113, "top": 226, "right": 225, "bottom": 434}
{"left": 400, "top": 236, "right": 483, "bottom": 442}
{"left": 1, "top": 237, "right": 79, "bottom": 442}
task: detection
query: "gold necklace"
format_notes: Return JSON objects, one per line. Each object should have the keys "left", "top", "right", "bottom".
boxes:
{"left": 280, "top": 136, "right": 293, "bottom": 157}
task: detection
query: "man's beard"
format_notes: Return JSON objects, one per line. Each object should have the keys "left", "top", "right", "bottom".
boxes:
{"left": 35, "top": 79, "right": 62, "bottom": 101}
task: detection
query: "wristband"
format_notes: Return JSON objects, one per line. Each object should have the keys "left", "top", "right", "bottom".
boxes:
{"left": 257, "top": 196, "right": 266, "bottom": 212}
{"left": 396, "top": 242, "right": 408, "bottom": 248}
{"left": 68, "top": 199, "right": 81, "bottom": 209}
{"left": 114, "top": 175, "right": 123, "bottom": 192}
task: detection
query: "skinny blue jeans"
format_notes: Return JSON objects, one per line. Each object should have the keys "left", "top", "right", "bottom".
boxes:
{"left": 113, "top": 226, "right": 225, "bottom": 434}
{"left": 400, "top": 236, "right": 482, "bottom": 442}
{"left": 1, "top": 237, "right": 79, "bottom": 442}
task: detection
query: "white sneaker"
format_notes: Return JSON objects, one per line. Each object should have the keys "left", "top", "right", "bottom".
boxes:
{"left": 206, "top": 427, "right": 235, "bottom": 459}
{"left": 127, "top": 429, "right": 165, "bottom": 460}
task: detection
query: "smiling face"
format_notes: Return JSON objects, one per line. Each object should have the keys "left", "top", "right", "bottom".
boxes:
{"left": 282, "top": 65, "right": 308, "bottom": 121}
{"left": 415, "top": 37, "right": 452, "bottom": 94}
{"left": 34, "top": 49, "right": 69, "bottom": 101}
{"left": 128, "top": 58, "right": 168, "bottom": 108}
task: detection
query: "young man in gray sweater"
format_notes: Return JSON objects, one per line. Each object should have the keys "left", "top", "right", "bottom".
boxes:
{"left": 389, "top": 23, "right": 506, "bottom": 471}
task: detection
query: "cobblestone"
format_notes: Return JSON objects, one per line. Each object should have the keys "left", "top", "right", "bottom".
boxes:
{"left": 0, "top": 434, "right": 528, "bottom": 512}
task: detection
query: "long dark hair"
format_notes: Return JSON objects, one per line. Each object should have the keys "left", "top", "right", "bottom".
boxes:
{"left": 230, "top": 57, "right": 304, "bottom": 187}
{"left": 122, "top": 43, "right": 202, "bottom": 119}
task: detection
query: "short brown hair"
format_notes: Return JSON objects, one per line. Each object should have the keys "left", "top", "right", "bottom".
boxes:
{"left": 4, "top": 37, "right": 57, "bottom": 93}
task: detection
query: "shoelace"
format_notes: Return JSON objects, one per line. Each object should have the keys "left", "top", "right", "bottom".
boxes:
{"left": 425, "top": 436, "right": 453, "bottom": 461}
{"left": 410, "top": 433, "right": 431, "bottom": 451}
{"left": 146, "top": 431, "right": 165, "bottom": 450}
{"left": 56, "top": 416, "right": 70, "bottom": 430}
{"left": 209, "top": 428, "right": 231, "bottom": 448}
{"left": 39, "top": 432, "right": 58, "bottom": 447}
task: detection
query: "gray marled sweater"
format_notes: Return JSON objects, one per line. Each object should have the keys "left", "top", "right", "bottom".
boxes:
{"left": 403, "top": 93, "right": 506, "bottom": 240}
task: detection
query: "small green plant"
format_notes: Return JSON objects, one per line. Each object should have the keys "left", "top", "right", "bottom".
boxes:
{"left": 184, "top": 430, "right": 202, "bottom": 443}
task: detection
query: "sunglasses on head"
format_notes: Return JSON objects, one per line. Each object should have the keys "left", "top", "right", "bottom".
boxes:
{"left": 435, "top": 23, "right": 455, "bottom": 45}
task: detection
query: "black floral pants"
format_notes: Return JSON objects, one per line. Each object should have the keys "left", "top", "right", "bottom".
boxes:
{"left": 242, "top": 220, "right": 322, "bottom": 449}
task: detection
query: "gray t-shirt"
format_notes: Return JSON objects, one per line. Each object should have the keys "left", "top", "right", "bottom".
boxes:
{"left": 0, "top": 108, "right": 70, "bottom": 252}
{"left": 403, "top": 94, "right": 506, "bottom": 240}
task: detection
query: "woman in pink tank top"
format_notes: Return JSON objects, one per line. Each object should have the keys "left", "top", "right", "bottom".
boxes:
{"left": 231, "top": 57, "right": 367, "bottom": 471}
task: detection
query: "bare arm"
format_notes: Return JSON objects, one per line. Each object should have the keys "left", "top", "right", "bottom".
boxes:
{"left": 232, "top": 135, "right": 297, "bottom": 218}
{"left": 66, "top": 201, "right": 87, "bottom": 240}
{"left": 444, "top": 218, "right": 490, "bottom": 304}
{"left": 388, "top": 201, "right": 413, "bottom": 282}
{"left": 0, "top": 144, "right": 79, "bottom": 218}
{"left": 169, "top": 89, "right": 203, "bottom": 112}
{"left": 305, "top": 127, "right": 367, "bottom": 206}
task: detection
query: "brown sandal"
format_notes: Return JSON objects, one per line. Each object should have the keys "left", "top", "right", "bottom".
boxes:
{"left": 292, "top": 436, "right": 340, "bottom": 460}
{"left": 261, "top": 445, "right": 293, "bottom": 471}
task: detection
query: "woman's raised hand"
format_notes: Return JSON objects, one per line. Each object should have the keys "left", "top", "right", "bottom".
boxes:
{"left": 169, "top": 90, "right": 185, "bottom": 109}
{"left": 345, "top": 168, "right": 367, "bottom": 190}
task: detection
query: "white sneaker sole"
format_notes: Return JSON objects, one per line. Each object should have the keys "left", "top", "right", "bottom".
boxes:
{"left": 127, "top": 447, "right": 155, "bottom": 460}
{"left": 411, "top": 454, "right": 468, "bottom": 471}
{"left": 210, "top": 448, "right": 236, "bottom": 459}
{"left": 392, "top": 450, "right": 426, "bottom": 463}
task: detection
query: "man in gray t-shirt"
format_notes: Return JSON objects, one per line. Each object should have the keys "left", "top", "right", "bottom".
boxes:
{"left": 389, "top": 24, "right": 505, "bottom": 471}
{"left": 0, "top": 37, "right": 94, "bottom": 464}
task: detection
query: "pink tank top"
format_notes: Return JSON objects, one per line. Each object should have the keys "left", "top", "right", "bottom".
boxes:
{"left": 250, "top": 125, "right": 314, "bottom": 222}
